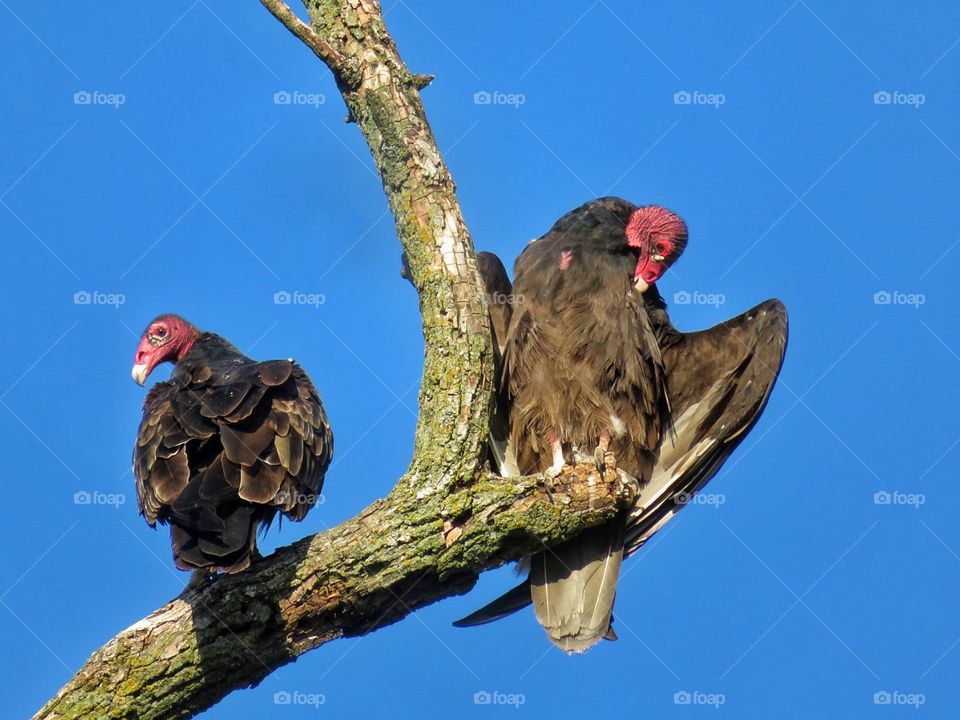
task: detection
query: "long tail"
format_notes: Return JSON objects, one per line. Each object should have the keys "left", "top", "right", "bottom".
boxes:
{"left": 529, "top": 521, "right": 624, "bottom": 653}
{"left": 454, "top": 522, "right": 624, "bottom": 653}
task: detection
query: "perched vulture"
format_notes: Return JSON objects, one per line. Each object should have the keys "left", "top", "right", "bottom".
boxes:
{"left": 455, "top": 197, "right": 788, "bottom": 653}
{"left": 131, "top": 314, "right": 333, "bottom": 573}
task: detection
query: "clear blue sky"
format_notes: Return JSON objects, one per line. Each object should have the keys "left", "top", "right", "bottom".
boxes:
{"left": 2, "top": 1, "right": 958, "bottom": 717}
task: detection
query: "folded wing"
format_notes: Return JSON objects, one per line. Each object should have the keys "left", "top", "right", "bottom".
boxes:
{"left": 134, "top": 357, "right": 332, "bottom": 572}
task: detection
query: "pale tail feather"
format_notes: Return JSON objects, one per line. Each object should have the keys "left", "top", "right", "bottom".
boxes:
{"left": 489, "top": 434, "right": 521, "bottom": 478}
{"left": 529, "top": 522, "right": 624, "bottom": 653}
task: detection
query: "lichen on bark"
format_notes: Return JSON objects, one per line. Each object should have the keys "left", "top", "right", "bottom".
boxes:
{"left": 34, "top": 2, "right": 635, "bottom": 718}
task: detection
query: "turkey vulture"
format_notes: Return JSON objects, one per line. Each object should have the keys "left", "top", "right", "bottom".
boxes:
{"left": 131, "top": 314, "right": 333, "bottom": 573}
{"left": 454, "top": 197, "right": 788, "bottom": 652}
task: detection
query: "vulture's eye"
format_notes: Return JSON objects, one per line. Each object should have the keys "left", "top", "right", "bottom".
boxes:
{"left": 155, "top": 328, "right": 167, "bottom": 339}
{"left": 655, "top": 242, "right": 667, "bottom": 255}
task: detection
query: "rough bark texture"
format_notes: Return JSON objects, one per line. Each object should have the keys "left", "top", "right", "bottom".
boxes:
{"left": 35, "top": 2, "right": 635, "bottom": 718}
{"left": 37, "top": 463, "right": 633, "bottom": 719}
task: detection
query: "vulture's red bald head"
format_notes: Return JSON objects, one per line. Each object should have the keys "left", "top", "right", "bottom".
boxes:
{"left": 624, "top": 205, "right": 687, "bottom": 291}
{"left": 132, "top": 314, "right": 199, "bottom": 386}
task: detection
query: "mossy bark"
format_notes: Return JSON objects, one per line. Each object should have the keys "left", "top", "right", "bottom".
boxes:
{"left": 36, "top": 2, "right": 634, "bottom": 717}
{"left": 37, "top": 466, "right": 632, "bottom": 719}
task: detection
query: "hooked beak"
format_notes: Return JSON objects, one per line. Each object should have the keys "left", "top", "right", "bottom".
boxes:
{"left": 633, "top": 276, "right": 650, "bottom": 293}
{"left": 131, "top": 363, "right": 149, "bottom": 386}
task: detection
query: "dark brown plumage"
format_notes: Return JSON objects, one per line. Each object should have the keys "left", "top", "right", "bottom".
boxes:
{"left": 132, "top": 315, "right": 333, "bottom": 573}
{"left": 502, "top": 207, "right": 671, "bottom": 480}
{"left": 454, "top": 197, "right": 788, "bottom": 652}
{"left": 623, "top": 288, "right": 788, "bottom": 557}
{"left": 475, "top": 251, "right": 515, "bottom": 476}
{"left": 476, "top": 251, "right": 513, "bottom": 358}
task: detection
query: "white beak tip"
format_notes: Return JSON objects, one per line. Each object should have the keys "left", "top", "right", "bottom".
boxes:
{"left": 633, "top": 277, "right": 650, "bottom": 293}
{"left": 132, "top": 364, "right": 148, "bottom": 386}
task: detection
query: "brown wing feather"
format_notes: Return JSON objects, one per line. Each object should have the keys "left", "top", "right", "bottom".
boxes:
{"left": 134, "top": 384, "right": 188, "bottom": 525}
{"left": 133, "top": 350, "right": 332, "bottom": 572}
{"left": 476, "top": 251, "right": 513, "bottom": 357}
{"left": 623, "top": 297, "right": 788, "bottom": 556}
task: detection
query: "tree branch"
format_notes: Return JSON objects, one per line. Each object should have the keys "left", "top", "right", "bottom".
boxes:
{"left": 37, "top": 465, "right": 634, "bottom": 719}
{"left": 35, "top": 1, "right": 627, "bottom": 717}
{"left": 259, "top": 0, "right": 343, "bottom": 66}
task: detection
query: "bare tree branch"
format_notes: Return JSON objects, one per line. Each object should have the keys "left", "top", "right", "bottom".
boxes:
{"left": 37, "top": 463, "right": 633, "bottom": 719}
{"left": 34, "top": 1, "right": 632, "bottom": 717}
{"left": 259, "top": 0, "right": 343, "bottom": 65}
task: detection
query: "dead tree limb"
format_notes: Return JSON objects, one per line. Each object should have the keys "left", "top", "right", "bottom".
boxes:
{"left": 34, "top": 2, "right": 633, "bottom": 718}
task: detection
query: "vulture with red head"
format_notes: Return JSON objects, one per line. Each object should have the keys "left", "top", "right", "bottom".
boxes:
{"left": 131, "top": 315, "right": 333, "bottom": 574}
{"left": 456, "top": 197, "right": 788, "bottom": 652}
